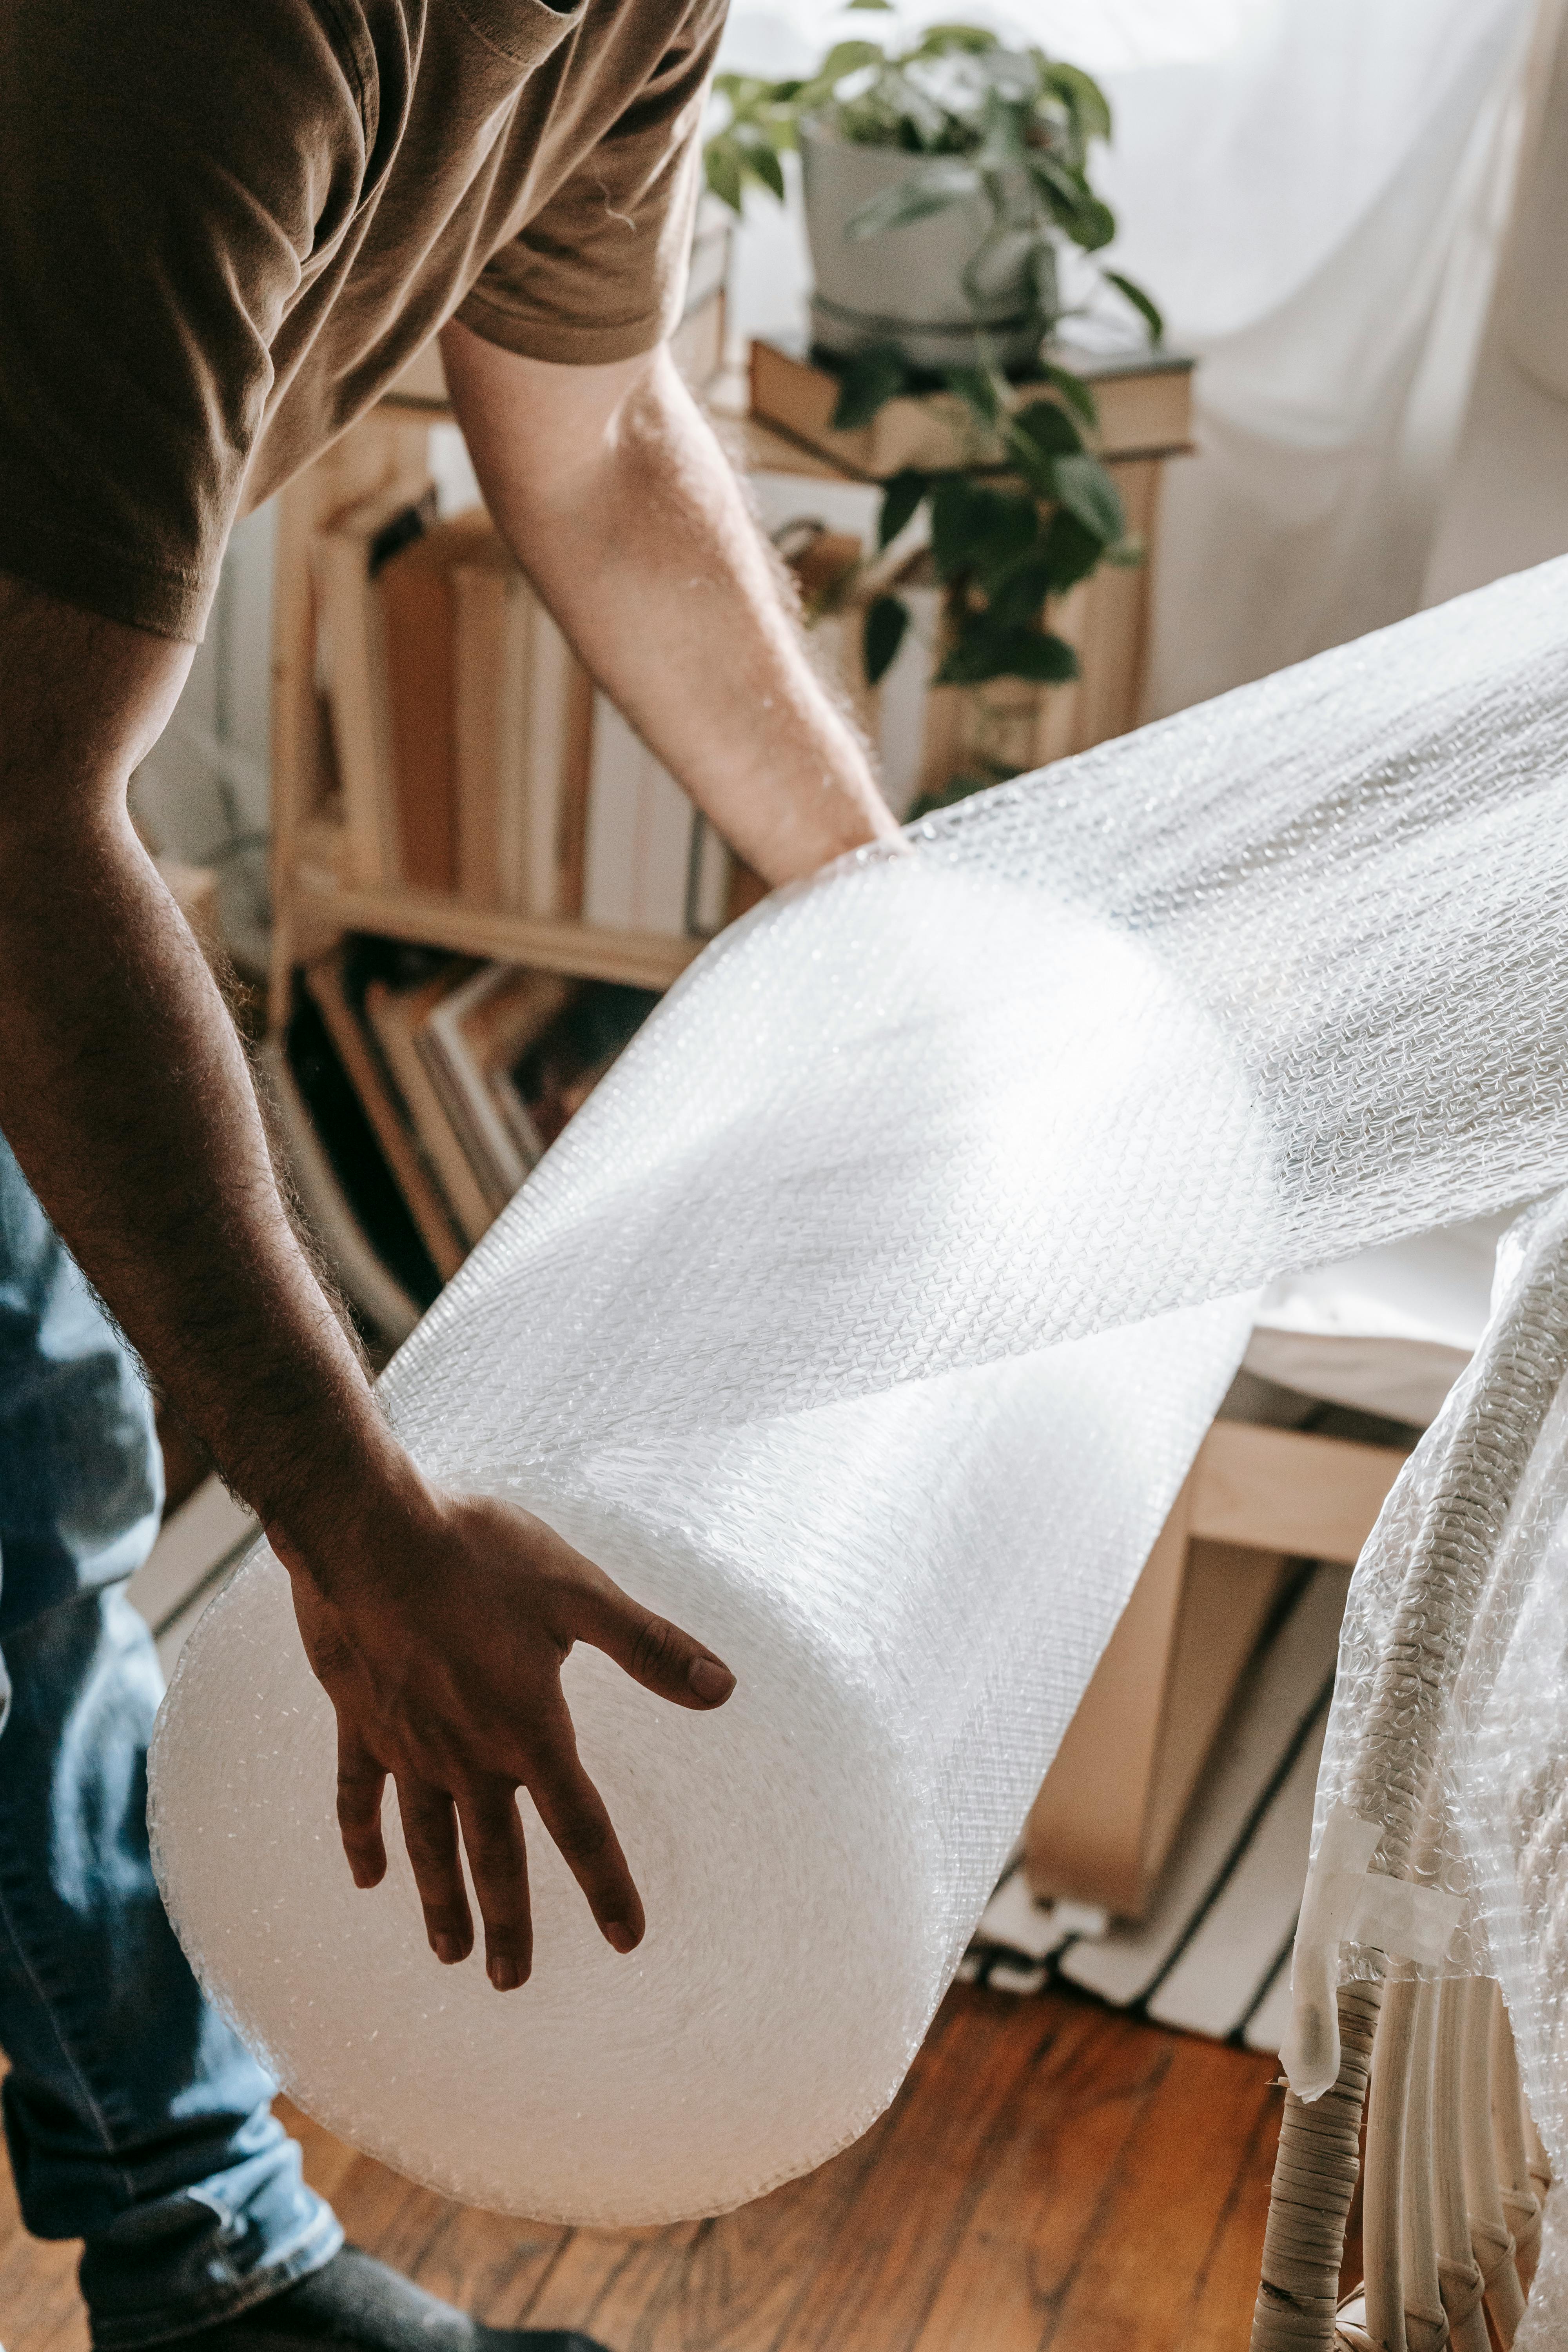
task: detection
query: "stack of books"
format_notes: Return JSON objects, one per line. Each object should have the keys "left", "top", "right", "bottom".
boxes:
{"left": 312, "top": 495, "right": 733, "bottom": 942}
{"left": 289, "top": 936, "right": 662, "bottom": 1305}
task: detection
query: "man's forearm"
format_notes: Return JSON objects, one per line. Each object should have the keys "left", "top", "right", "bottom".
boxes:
{"left": 441, "top": 325, "right": 899, "bottom": 886}
{"left": 0, "top": 785, "right": 409, "bottom": 1567}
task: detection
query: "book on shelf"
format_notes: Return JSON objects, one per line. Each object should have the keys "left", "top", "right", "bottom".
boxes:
{"left": 311, "top": 938, "right": 662, "bottom": 1285}
{"left": 447, "top": 525, "right": 592, "bottom": 918}
{"left": 583, "top": 695, "right": 729, "bottom": 939}
{"left": 512, "top": 974, "right": 661, "bottom": 1149}
{"left": 419, "top": 962, "right": 573, "bottom": 1208}
{"left": 312, "top": 480, "right": 437, "bottom": 888}
{"left": 304, "top": 950, "right": 467, "bottom": 1279}
{"left": 281, "top": 985, "right": 444, "bottom": 1314}
{"left": 315, "top": 497, "right": 593, "bottom": 915}
{"left": 264, "top": 1035, "right": 423, "bottom": 1346}
{"left": 362, "top": 960, "right": 497, "bottom": 1249}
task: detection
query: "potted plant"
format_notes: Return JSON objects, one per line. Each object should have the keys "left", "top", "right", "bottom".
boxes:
{"left": 705, "top": 20, "right": 1159, "bottom": 375}
{"left": 706, "top": 18, "right": 1165, "bottom": 740}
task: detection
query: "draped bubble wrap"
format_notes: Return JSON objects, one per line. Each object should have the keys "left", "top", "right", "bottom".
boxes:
{"left": 149, "top": 556, "right": 1568, "bottom": 2226}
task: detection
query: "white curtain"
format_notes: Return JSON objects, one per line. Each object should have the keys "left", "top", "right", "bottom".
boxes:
{"left": 1423, "top": 0, "right": 1568, "bottom": 608}
{"left": 721, "top": 0, "right": 1537, "bottom": 717}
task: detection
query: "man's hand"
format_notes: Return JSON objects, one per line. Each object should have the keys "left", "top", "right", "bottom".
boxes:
{"left": 277, "top": 1482, "right": 735, "bottom": 1990}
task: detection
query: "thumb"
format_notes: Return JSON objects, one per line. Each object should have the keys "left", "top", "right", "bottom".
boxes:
{"left": 575, "top": 1573, "right": 736, "bottom": 1711}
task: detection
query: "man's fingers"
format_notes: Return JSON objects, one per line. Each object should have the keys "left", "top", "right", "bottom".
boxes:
{"left": 454, "top": 1780, "right": 533, "bottom": 1991}
{"left": 396, "top": 1778, "right": 473, "bottom": 1965}
{"left": 575, "top": 1579, "right": 736, "bottom": 1713}
{"left": 525, "top": 1731, "right": 644, "bottom": 1956}
{"left": 336, "top": 1722, "right": 388, "bottom": 1889}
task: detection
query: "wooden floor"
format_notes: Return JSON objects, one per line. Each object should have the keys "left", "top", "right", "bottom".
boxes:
{"left": 0, "top": 1982, "right": 1313, "bottom": 2352}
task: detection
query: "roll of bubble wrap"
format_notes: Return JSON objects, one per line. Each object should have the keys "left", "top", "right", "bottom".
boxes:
{"left": 151, "top": 555, "right": 1568, "bottom": 2224}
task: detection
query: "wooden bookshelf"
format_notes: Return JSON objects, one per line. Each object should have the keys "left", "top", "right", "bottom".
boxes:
{"left": 268, "top": 334, "right": 1194, "bottom": 1032}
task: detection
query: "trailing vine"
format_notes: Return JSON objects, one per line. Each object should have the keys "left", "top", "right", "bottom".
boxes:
{"left": 706, "top": 18, "right": 1163, "bottom": 706}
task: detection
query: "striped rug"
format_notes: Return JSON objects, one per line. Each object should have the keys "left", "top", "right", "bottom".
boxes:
{"left": 961, "top": 1560, "right": 1352, "bottom": 2052}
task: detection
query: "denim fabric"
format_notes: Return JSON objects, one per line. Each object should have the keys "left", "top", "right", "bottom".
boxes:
{"left": 0, "top": 1133, "right": 341, "bottom": 2346}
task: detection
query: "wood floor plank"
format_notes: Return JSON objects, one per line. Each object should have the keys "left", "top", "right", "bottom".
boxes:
{"left": 0, "top": 2088, "right": 87, "bottom": 2352}
{"left": 0, "top": 2222, "right": 88, "bottom": 2352}
{"left": 771, "top": 1990, "right": 1100, "bottom": 2352}
{"left": 522, "top": 2221, "right": 706, "bottom": 2341}
{"left": 1174, "top": 2067, "right": 1283, "bottom": 2352}
{"left": 1038, "top": 2029, "right": 1282, "bottom": 2352}
{"left": 613, "top": 2111, "right": 899, "bottom": 2352}
{"left": 911, "top": 1996, "right": 1178, "bottom": 2350}
{"left": 0, "top": 1989, "right": 1299, "bottom": 2352}
{"left": 396, "top": 2201, "right": 573, "bottom": 2327}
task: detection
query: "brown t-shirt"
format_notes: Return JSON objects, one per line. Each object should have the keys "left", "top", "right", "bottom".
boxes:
{"left": 0, "top": 0, "right": 725, "bottom": 642}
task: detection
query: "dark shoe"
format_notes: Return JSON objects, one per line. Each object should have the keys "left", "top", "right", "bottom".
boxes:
{"left": 129, "top": 2246, "right": 608, "bottom": 2352}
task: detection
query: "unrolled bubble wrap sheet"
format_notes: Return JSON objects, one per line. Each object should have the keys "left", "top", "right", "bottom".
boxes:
{"left": 151, "top": 556, "right": 1568, "bottom": 2225}
{"left": 1308, "top": 1184, "right": 1568, "bottom": 2206}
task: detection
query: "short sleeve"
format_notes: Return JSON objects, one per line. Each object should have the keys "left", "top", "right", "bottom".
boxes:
{"left": 455, "top": 0, "right": 726, "bottom": 369}
{"left": 0, "top": 0, "right": 366, "bottom": 641}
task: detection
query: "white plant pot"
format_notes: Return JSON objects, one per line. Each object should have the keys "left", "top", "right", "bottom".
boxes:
{"left": 799, "top": 120, "right": 1046, "bottom": 374}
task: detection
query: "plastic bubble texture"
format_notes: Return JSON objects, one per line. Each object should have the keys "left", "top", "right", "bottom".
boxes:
{"left": 151, "top": 556, "right": 1568, "bottom": 2224}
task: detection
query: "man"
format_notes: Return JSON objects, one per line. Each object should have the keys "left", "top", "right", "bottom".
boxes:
{"left": 0, "top": 0, "right": 897, "bottom": 2344}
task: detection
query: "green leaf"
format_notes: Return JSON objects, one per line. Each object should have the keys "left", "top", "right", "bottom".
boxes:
{"left": 846, "top": 160, "right": 982, "bottom": 240}
{"left": 737, "top": 132, "right": 786, "bottom": 201}
{"left": 936, "top": 624, "right": 1079, "bottom": 687}
{"left": 877, "top": 468, "right": 927, "bottom": 549}
{"left": 1000, "top": 412, "right": 1074, "bottom": 502}
{"left": 911, "top": 22, "right": 999, "bottom": 54}
{"left": 985, "top": 551, "right": 1055, "bottom": 629}
{"left": 817, "top": 38, "right": 887, "bottom": 83}
{"left": 1006, "top": 631, "right": 1080, "bottom": 684}
{"left": 1042, "top": 61, "right": 1113, "bottom": 141}
{"left": 942, "top": 364, "right": 1004, "bottom": 425}
{"left": 1025, "top": 156, "right": 1116, "bottom": 252}
{"left": 1027, "top": 152, "right": 1089, "bottom": 210}
{"left": 1029, "top": 236, "right": 1060, "bottom": 330}
{"left": 830, "top": 344, "right": 909, "bottom": 429}
{"left": 846, "top": 0, "right": 894, "bottom": 9}
{"left": 928, "top": 482, "right": 1037, "bottom": 584}
{"left": 863, "top": 594, "right": 910, "bottom": 685}
{"left": 983, "top": 513, "right": 1111, "bottom": 625}
{"left": 1106, "top": 534, "right": 1146, "bottom": 568}
{"left": 1036, "top": 507, "right": 1105, "bottom": 594}
{"left": 703, "top": 138, "right": 745, "bottom": 215}
{"left": 927, "top": 480, "right": 990, "bottom": 581}
{"left": 1009, "top": 399, "right": 1082, "bottom": 463}
{"left": 1050, "top": 453, "right": 1126, "bottom": 544}
{"left": 1072, "top": 195, "right": 1117, "bottom": 253}
{"left": 1041, "top": 363, "right": 1098, "bottom": 431}
{"left": 976, "top": 494, "right": 1040, "bottom": 586}
{"left": 1104, "top": 270, "right": 1165, "bottom": 346}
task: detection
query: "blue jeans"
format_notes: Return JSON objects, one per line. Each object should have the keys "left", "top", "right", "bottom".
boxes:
{"left": 0, "top": 1134, "right": 341, "bottom": 2347}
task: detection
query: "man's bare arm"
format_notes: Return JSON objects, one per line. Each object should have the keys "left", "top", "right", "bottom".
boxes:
{"left": 0, "top": 576, "right": 736, "bottom": 1989}
{"left": 439, "top": 323, "right": 901, "bottom": 884}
